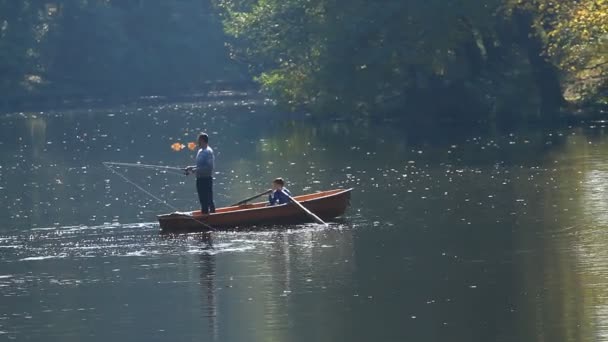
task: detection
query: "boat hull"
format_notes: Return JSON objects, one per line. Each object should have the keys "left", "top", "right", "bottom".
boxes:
{"left": 157, "top": 188, "right": 352, "bottom": 233}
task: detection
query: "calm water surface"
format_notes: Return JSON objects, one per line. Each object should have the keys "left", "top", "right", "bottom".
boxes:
{"left": 1, "top": 100, "right": 608, "bottom": 341}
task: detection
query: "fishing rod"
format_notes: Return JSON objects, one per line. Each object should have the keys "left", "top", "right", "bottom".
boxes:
{"left": 103, "top": 163, "right": 179, "bottom": 211}
{"left": 103, "top": 162, "right": 216, "bottom": 231}
{"left": 103, "top": 161, "right": 185, "bottom": 172}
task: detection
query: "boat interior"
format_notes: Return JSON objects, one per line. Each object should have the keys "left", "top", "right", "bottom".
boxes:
{"left": 183, "top": 188, "right": 350, "bottom": 217}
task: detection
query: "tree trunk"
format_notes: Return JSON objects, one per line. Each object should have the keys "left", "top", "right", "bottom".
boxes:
{"left": 513, "top": 10, "right": 566, "bottom": 120}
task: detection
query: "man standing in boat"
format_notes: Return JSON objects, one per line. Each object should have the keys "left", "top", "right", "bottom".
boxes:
{"left": 185, "top": 133, "right": 215, "bottom": 214}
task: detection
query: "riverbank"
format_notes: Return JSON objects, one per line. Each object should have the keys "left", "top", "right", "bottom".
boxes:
{"left": 0, "top": 80, "right": 260, "bottom": 115}
{"left": 2, "top": 86, "right": 605, "bottom": 130}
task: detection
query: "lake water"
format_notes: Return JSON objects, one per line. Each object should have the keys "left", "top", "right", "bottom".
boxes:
{"left": 1, "top": 100, "right": 608, "bottom": 341}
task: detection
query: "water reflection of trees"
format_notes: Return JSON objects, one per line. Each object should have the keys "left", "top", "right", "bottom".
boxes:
{"left": 195, "top": 228, "right": 355, "bottom": 341}
{"left": 516, "top": 129, "right": 608, "bottom": 342}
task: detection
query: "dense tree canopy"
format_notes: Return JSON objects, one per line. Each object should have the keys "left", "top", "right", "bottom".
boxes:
{"left": 217, "top": 0, "right": 608, "bottom": 121}
{"left": 0, "top": 1, "right": 45, "bottom": 97}
{"left": 538, "top": 0, "right": 607, "bottom": 102}
{"left": 0, "top": 0, "right": 606, "bottom": 122}
{"left": 0, "top": 0, "right": 241, "bottom": 104}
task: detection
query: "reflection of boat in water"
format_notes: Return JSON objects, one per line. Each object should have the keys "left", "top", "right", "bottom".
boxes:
{"left": 198, "top": 234, "right": 219, "bottom": 342}
{"left": 158, "top": 188, "right": 352, "bottom": 233}
{"left": 191, "top": 220, "right": 356, "bottom": 341}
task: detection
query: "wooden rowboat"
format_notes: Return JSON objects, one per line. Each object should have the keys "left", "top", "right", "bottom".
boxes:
{"left": 157, "top": 188, "right": 352, "bottom": 233}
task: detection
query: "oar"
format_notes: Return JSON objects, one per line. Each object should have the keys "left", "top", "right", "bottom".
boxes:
{"left": 231, "top": 189, "right": 272, "bottom": 206}
{"left": 284, "top": 192, "right": 328, "bottom": 226}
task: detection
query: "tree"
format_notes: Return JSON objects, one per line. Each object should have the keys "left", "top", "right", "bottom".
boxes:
{"left": 217, "top": 0, "right": 564, "bottom": 120}
{"left": 542, "top": 0, "right": 608, "bottom": 104}
{"left": 217, "top": 0, "right": 607, "bottom": 121}
{"left": 0, "top": 1, "right": 44, "bottom": 98}
{"left": 41, "top": 0, "right": 236, "bottom": 98}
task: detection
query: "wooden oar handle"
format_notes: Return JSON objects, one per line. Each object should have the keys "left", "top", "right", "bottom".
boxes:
{"left": 232, "top": 189, "right": 273, "bottom": 206}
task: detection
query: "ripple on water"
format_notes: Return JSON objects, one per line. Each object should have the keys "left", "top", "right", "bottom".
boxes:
{"left": 20, "top": 254, "right": 68, "bottom": 261}
{"left": 187, "top": 244, "right": 256, "bottom": 255}
{"left": 123, "top": 250, "right": 161, "bottom": 257}
{"left": 2, "top": 220, "right": 346, "bottom": 263}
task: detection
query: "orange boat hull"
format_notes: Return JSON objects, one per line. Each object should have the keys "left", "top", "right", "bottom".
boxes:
{"left": 157, "top": 188, "right": 352, "bottom": 233}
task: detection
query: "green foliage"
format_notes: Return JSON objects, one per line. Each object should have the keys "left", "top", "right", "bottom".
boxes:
{"left": 0, "top": 0, "right": 242, "bottom": 104}
{"left": 218, "top": 0, "right": 607, "bottom": 120}
{"left": 546, "top": 0, "right": 607, "bottom": 102}
{"left": 1, "top": 0, "right": 606, "bottom": 119}
{"left": 218, "top": 0, "right": 327, "bottom": 106}
{"left": 0, "top": 1, "right": 45, "bottom": 96}
{"left": 42, "top": 0, "right": 237, "bottom": 96}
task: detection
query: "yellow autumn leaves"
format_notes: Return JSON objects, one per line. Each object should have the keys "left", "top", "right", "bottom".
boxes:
{"left": 526, "top": 0, "right": 608, "bottom": 100}
{"left": 540, "top": 1, "right": 607, "bottom": 51}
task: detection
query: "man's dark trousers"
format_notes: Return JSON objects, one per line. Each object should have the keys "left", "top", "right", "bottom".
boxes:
{"left": 196, "top": 177, "right": 216, "bottom": 214}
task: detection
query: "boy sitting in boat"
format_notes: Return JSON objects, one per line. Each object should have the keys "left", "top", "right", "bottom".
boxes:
{"left": 268, "top": 178, "right": 292, "bottom": 205}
